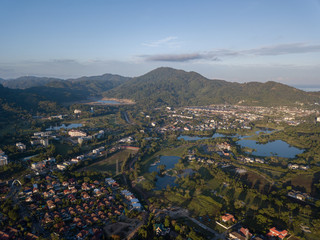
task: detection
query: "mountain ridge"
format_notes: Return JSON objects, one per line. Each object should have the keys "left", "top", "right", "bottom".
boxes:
{"left": 1, "top": 67, "right": 320, "bottom": 111}
{"left": 103, "top": 67, "right": 320, "bottom": 107}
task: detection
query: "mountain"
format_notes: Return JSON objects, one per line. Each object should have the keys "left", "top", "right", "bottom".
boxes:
{"left": 47, "top": 73, "right": 130, "bottom": 96}
{"left": 1, "top": 68, "right": 320, "bottom": 112}
{"left": 1, "top": 76, "right": 62, "bottom": 89}
{"left": 0, "top": 73, "right": 131, "bottom": 123}
{"left": 104, "top": 67, "right": 320, "bottom": 107}
{"left": 1, "top": 74, "right": 130, "bottom": 93}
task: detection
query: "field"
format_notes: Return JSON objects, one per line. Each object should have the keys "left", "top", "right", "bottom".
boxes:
{"left": 80, "top": 149, "right": 138, "bottom": 175}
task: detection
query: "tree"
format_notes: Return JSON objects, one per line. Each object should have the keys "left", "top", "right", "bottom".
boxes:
{"left": 157, "top": 164, "right": 166, "bottom": 176}
{"left": 8, "top": 210, "right": 19, "bottom": 221}
{"left": 138, "top": 227, "right": 148, "bottom": 238}
{"left": 164, "top": 216, "right": 170, "bottom": 228}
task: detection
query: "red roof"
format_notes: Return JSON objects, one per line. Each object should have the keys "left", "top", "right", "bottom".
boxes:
{"left": 221, "top": 213, "right": 235, "bottom": 222}
{"left": 268, "top": 227, "right": 288, "bottom": 239}
{"left": 240, "top": 227, "right": 252, "bottom": 237}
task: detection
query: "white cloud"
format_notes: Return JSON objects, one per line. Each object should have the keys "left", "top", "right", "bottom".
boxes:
{"left": 141, "top": 43, "right": 320, "bottom": 63}
{"left": 142, "top": 36, "right": 180, "bottom": 48}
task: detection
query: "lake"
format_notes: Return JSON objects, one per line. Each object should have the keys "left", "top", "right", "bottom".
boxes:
{"left": 46, "top": 123, "right": 83, "bottom": 131}
{"left": 179, "top": 128, "right": 304, "bottom": 158}
{"left": 238, "top": 139, "right": 304, "bottom": 158}
{"left": 148, "top": 156, "right": 180, "bottom": 190}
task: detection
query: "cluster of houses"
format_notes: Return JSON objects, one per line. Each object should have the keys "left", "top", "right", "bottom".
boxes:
{"left": 216, "top": 213, "right": 289, "bottom": 240}
{"left": 120, "top": 189, "right": 142, "bottom": 211}
{"left": 239, "top": 157, "right": 265, "bottom": 164}
{"left": 31, "top": 157, "right": 56, "bottom": 171}
{"left": 31, "top": 143, "right": 106, "bottom": 172}
{"left": 19, "top": 175, "right": 134, "bottom": 239}
{"left": 31, "top": 131, "right": 52, "bottom": 147}
{"left": 287, "top": 190, "right": 313, "bottom": 202}
{"left": 288, "top": 163, "right": 309, "bottom": 170}
{"left": 230, "top": 226, "right": 287, "bottom": 240}
{"left": 0, "top": 226, "right": 38, "bottom": 240}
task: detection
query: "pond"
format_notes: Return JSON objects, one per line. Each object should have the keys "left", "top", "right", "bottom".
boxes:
{"left": 149, "top": 156, "right": 180, "bottom": 172}
{"left": 148, "top": 156, "right": 180, "bottom": 190}
{"left": 46, "top": 123, "right": 83, "bottom": 131}
{"left": 237, "top": 139, "right": 304, "bottom": 158}
{"left": 154, "top": 175, "right": 177, "bottom": 190}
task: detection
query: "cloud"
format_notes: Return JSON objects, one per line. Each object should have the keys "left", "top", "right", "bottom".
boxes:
{"left": 247, "top": 43, "right": 320, "bottom": 56}
{"left": 144, "top": 53, "right": 215, "bottom": 62}
{"left": 141, "top": 43, "right": 320, "bottom": 63}
{"left": 142, "top": 36, "right": 179, "bottom": 48}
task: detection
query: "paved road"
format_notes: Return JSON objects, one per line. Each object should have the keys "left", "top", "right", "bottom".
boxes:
{"left": 162, "top": 208, "right": 226, "bottom": 240}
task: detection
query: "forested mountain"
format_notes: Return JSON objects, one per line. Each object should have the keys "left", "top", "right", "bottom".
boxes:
{"left": 104, "top": 67, "right": 320, "bottom": 107}
{"left": 0, "top": 73, "right": 130, "bottom": 123}
{"left": 1, "top": 67, "right": 320, "bottom": 116}
{"left": 47, "top": 73, "right": 130, "bottom": 96}
{"left": 1, "top": 74, "right": 130, "bottom": 92}
{"left": 1, "top": 76, "right": 61, "bottom": 89}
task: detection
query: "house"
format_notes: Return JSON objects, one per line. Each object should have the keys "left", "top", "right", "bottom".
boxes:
{"left": 267, "top": 227, "right": 288, "bottom": 239}
{"left": 132, "top": 202, "right": 142, "bottom": 210}
{"left": 40, "top": 138, "right": 49, "bottom": 147}
{"left": 16, "top": 142, "right": 26, "bottom": 151}
{"left": 154, "top": 223, "right": 170, "bottom": 236}
{"left": 288, "top": 164, "right": 299, "bottom": 170}
{"left": 221, "top": 213, "right": 235, "bottom": 223}
{"left": 57, "top": 164, "right": 67, "bottom": 171}
{"left": 0, "top": 150, "right": 8, "bottom": 166}
{"left": 229, "top": 231, "right": 246, "bottom": 240}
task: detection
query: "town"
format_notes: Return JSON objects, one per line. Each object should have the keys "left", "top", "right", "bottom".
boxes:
{"left": 1, "top": 103, "right": 320, "bottom": 240}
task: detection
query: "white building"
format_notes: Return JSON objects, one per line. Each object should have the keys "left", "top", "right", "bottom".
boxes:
{"left": 74, "top": 109, "right": 82, "bottom": 114}
{"left": 68, "top": 130, "right": 87, "bottom": 137}
{"left": 40, "top": 138, "right": 49, "bottom": 147}
{"left": 0, "top": 150, "right": 8, "bottom": 166}
{"left": 16, "top": 142, "right": 27, "bottom": 151}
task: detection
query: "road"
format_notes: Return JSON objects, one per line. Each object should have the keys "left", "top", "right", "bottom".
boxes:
{"left": 122, "top": 111, "right": 132, "bottom": 124}
{"left": 157, "top": 207, "right": 226, "bottom": 240}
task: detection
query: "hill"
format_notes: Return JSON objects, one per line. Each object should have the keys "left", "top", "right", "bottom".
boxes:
{"left": 1, "top": 74, "right": 130, "bottom": 94}
{"left": 1, "top": 76, "right": 62, "bottom": 89}
{"left": 47, "top": 73, "right": 130, "bottom": 96}
{"left": 104, "top": 67, "right": 320, "bottom": 107}
{"left": 1, "top": 68, "right": 320, "bottom": 112}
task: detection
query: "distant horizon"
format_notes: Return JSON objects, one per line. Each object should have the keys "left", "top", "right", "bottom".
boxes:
{"left": 1, "top": 0, "right": 320, "bottom": 86}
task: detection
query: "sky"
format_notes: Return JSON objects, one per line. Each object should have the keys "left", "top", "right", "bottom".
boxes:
{"left": 0, "top": 0, "right": 320, "bottom": 86}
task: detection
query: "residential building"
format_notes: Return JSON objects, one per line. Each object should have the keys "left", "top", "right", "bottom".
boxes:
{"left": 221, "top": 213, "right": 236, "bottom": 223}
{"left": 68, "top": 130, "right": 87, "bottom": 137}
{"left": 0, "top": 150, "right": 8, "bottom": 166}
{"left": 16, "top": 142, "right": 26, "bottom": 151}
{"left": 267, "top": 227, "right": 288, "bottom": 239}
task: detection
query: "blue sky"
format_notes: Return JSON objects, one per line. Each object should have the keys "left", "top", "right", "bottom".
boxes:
{"left": 0, "top": 0, "right": 320, "bottom": 86}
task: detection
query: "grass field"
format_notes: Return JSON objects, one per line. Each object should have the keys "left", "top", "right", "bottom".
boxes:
{"left": 80, "top": 149, "right": 138, "bottom": 175}
{"left": 290, "top": 173, "right": 315, "bottom": 193}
